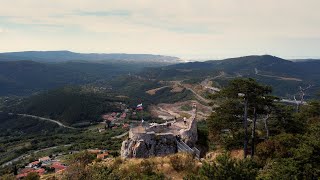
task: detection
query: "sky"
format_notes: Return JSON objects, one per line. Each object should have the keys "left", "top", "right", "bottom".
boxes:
{"left": 0, "top": 0, "right": 320, "bottom": 60}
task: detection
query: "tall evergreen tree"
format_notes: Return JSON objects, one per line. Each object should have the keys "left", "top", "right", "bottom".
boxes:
{"left": 210, "top": 78, "right": 273, "bottom": 158}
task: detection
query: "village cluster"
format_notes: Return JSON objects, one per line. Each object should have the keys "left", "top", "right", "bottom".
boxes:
{"left": 98, "top": 111, "right": 130, "bottom": 132}
{"left": 16, "top": 149, "right": 110, "bottom": 179}
{"left": 98, "top": 105, "right": 144, "bottom": 132}
{"left": 16, "top": 156, "right": 66, "bottom": 179}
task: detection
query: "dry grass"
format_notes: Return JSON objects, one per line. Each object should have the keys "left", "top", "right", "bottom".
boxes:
{"left": 230, "top": 149, "right": 244, "bottom": 159}
{"left": 115, "top": 95, "right": 129, "bottom": 98}
{"left": 43, "top": 150, "right": 244, "bottom": 179}
{"left": 206, "top": 149, "right": 244, "bottom": 161}
{"left": 97, "top": 154, "right": 200, "bottom": 180}
{"left": 279, "top": 77, "right": 302, "bottom": 81}
{"left": 40, "top": 174, "right": 57, "bottom": 180}
{"left": 149, "top": 100, "right": 211, "bottom": 121}
{"left": 257, "top": 73, "right": 302, "bottom": 82}
{"left": 179, "top": 112, "right": 192, "bottom": 119}
{"left": 146, "top": 86, "right": 169, "bottom": 95}
{"left": 170, "top": 84, "right": 184, "bottom": 93}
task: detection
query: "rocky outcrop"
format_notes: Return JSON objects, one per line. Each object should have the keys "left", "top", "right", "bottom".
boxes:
{"left": 121, "top": 132, "right": 177, "bottom": 158}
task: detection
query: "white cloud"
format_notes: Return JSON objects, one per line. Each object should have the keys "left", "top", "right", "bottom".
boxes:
{"left": 0, "top": 0, "right": 320, "bottom": 59}
{"left": 0, "top": 27, "right": 8, "bottom": 33}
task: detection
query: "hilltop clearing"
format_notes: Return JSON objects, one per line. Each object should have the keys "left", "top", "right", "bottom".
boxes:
{"left": 149, "top": 100, "right": 211, "bottom": 121}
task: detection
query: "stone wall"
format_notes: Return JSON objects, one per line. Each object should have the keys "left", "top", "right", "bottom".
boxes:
{"left": 148, "top": 123, "right": 171, "bottom": 133}
{"left": 180, "top": 116, "right": 198, "bottom": 146}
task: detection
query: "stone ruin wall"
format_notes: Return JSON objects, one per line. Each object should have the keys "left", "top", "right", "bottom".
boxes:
{"left": 180, "top": 115, "right": 198, "bottom": 147}
{"left": 121, "top": 109, "right": 198, "bottom": 158}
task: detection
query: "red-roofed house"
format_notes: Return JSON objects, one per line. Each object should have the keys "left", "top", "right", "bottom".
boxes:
{"left": 19, "top": 168, "right": 34, "bottom": 174}
{"left": 107, "top": 117, "right": 115, "bottom": 121}
{"left": 16, "top": 168, "right": 45, "bottom": 179}
{"left": 122, "top": 123, "right": 130, "bottom": 128}
{"left": 88, "top": 149, "right": 102, "bottom": 154}
{"left": 120, "top": 113, "right": 126, "bottom": 119}
{"left": 97, "top": 152, "right": 109, "bottom": 159}
{"left": 39, "top": 156, "right": 51, "bottom": 164}
{"left": 27, "top": 161, "right": 40, "bottom": 168}
{"left": 51, "top": 162, "right": 66, "bottom": 173}
{"left": 35, "top": 168, "right": 45, "bottom": 176}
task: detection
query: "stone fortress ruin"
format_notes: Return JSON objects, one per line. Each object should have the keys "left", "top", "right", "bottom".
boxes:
{"left": 121, "top": 104, "right": 200, "bottom": 158}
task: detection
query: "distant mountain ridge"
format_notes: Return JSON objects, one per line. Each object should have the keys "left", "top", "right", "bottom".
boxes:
{"left": 0, "top": 50, "right": 182, "bottom": 63}
{"left": 141, "top": 55, "right": 320, "bottom": 98}
{"left": 144, "top": 55, "right": 319, "bottom": 78}
{"left": 290, "top": 58, "right": 320, "bottom": 62}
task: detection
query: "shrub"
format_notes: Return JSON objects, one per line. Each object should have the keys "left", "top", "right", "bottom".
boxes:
{"left": 88, "top": 164, "right": 114, "bottom": 180}
{"left": 140, "top": 159, "right": 156, "bottom": 175}
{"left": 25, "top": 172, "right": 40, "bottom": 180}
{"left": 169, "top": 153, "right": 195, "bottom": 172}
{"left": 197, "top": 154, "right": 259, "bottom": 180}
{"left": 111, "top": 157, "right": 123, "bottom": 169}
{"left": 257, "top": 158, "right": 299, "bottom": 180}
{"left": 183, "top": 173, "right": 208, "bottom": 180}
{"left": 0, "top": 174, "right": 16, "bottom": 180}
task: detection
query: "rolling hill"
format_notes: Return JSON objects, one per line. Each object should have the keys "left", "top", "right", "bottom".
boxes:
{"left": 2, "top": 86, "right": 122, "bottom": 126}
{"left": 0, "top": 59, "right": 174, "bottom": 96}
{"left": 0, "top": 51, "right": 182, "bottom": 64}
{"left": 141, "top": 55, "right": 320, "bottom": 98}
{"left": 0, "top": 51, "right": 183, "bottom": 96}
{"left": 0, "top": 61, "right": 96, "bottom": 95}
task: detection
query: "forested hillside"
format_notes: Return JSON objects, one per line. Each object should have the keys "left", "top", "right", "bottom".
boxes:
{"left": 1, "top": 87, "right": 122, "bottom": 125}
{"left": 0, "top": 60, "right": 167, "bottom": 96}
{"left": 141, "top": 55, "right": 320, "bottom": 98}
{"left": 0, "top": 61, "right": 96, "bottom": 95}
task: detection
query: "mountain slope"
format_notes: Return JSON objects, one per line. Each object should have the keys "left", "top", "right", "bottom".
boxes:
{"left": 0, "top": 59, "right": 172, "bottom": 96}
{"left": 0, "top": 51, "right": 182, "bottom": 64}
{"left": 141, "top": 55, "right": 320, "bottom": 98}
{"left": 2, "top": 87, "right": 122, "bottom": 125}
{"left": 0, "top": 61, "right": 97, "bottom": 95}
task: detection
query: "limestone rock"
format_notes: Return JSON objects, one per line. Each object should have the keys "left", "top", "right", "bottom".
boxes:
{"left": 121, "top": 132, "right": 177, "bottom": 158}
{"left": 121, "top": 108, "right": 198, "bottom": 158}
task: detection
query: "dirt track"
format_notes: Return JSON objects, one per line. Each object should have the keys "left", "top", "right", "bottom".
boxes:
{"left": 149, "top": 100, "right": 211, "bottom": 121}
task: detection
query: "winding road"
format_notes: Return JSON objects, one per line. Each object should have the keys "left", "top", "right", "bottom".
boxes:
{"left": 7, "top": 113, "right": 77, "bottom": 129}
{"left": 111, "top": 131, "right": 129, "bottom": 139}
{"left": 177, "top": 81, "right": 211, "bottom": 104}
